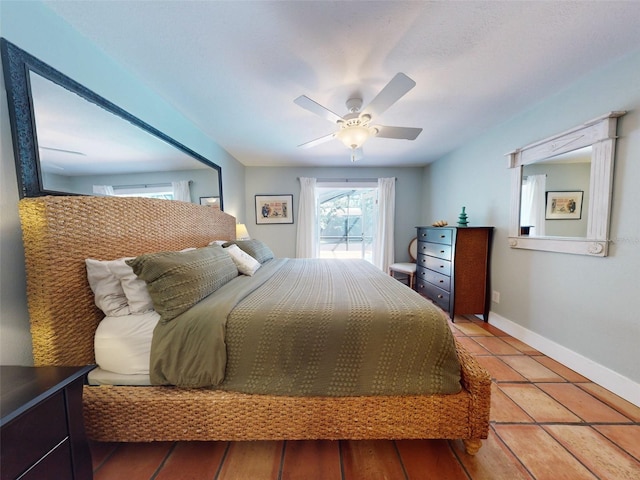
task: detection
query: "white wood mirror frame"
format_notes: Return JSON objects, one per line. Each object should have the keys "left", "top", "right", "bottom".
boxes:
{"left": 506, "top": 111, "right": 625, "bottom": 257}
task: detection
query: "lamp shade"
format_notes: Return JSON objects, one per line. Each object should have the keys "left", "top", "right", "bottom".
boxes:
{"left": 336, "top": 125, "right": 371, "bottom": 150}
{"left": 236, "top": 223, "right": 250, "bottom": 240}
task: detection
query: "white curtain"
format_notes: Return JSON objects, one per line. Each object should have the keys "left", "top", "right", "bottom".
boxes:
{"left": 172, "top": 181, "right": 191, "bottom": 202}
{"left": 296, "top": 177, "right": 317, "bottom": 258}
{"left": 92, "top": 185, "right": 115, "bottom": 196}
{"left": 373, "top": 177, "right": 395, "bottom": 272}
{"left": 520, "top": 174, "right": 546, "bottom": 236}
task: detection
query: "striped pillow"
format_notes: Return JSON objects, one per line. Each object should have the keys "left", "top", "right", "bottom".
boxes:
{"left": 126, "top": 246, "right": 238, "bottom": 322}
{"left": 223, "top": 239, "right": 274, "bottom": 263}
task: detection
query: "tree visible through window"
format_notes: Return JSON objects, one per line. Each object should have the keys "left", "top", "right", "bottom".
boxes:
{"left": 317, "top": 187, "right": 376, "bottom": 262}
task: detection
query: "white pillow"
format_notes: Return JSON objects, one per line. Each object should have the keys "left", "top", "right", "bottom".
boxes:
{"left": 85, "top": 259, "right": 130, "bottom": 316}
{"left": 208, "top": 239, "right": 227, "bottom": 246}
{"left": 106, "top": 258, "right": 154, "bottom": 314}
{"left": 86, "top": 248, "right": 197, "bottom": 316}
{"left": 225, "top": 243, "right": 261, "bottom": 276}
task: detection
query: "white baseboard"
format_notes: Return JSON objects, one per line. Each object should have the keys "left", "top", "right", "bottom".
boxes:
{"left": 487, "top": 312, "right": 640, "bottom": 408}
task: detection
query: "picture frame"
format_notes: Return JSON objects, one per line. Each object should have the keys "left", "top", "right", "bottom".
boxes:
{"left": 255, "top": 194, "right": 293, "bottom": 224}
{"left": 545, "top": 191, "right": 583, "bottom": 220}
{"left": 199, "top": 196, "right": 220, "bottom": 209}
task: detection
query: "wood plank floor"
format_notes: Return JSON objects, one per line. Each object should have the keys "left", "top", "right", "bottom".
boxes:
{"left": 89, "top": 316, "right": 640, "bottom": 480}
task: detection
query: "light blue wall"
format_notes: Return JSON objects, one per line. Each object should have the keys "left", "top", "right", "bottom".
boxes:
{"left": 0, "top": 1, "right": 246, "bottom": 364}
{"left": 245, "top": 167, "right": 424, "bottom": 261}
{"left": 422, "top": 48, "right": 640, "bottom": 388}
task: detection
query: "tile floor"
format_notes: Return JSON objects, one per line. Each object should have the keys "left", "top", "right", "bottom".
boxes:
{"left": 89, "top": 315, "right": 640, "bottom": 479}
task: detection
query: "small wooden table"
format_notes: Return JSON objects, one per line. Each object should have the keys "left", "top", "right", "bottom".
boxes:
{"left": 1, "top": 365, "right": 95, "bottom": 480}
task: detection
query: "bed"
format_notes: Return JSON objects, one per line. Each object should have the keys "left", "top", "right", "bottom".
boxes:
{"left": 18, "top": 195, "right": 491, "bottom": 455}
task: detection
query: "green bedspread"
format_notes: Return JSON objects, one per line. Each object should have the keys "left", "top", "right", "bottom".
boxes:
{"left": 150, "top": 258, "right": 462, "bottom": 396}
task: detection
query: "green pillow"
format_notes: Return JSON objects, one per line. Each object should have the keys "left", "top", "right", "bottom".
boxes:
{"left": 126, "top": 246, "right": 238, "bottom": 322}
{"left": 223, "top": 239, "right": 274, "bottom": 263}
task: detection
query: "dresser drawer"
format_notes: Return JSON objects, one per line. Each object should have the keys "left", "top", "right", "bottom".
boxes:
{"left": 417, "top": 228, "right": 453, "bottom": 245}
{"left": 420, "top": 242, "right": 452, "bottom": 260}
{"left": 417, "top": 254, "right": 452, "bottom": 276}
{"left": 20, "top": 440, "right": 73, "bottom": 480}
{"left": 417, "top": 268, "right": 451, "bottom": 292}
{"left": 1, "top": 391, "right": 68, "bottom": 480}
{"left": 418, "top": 281, "right": 451, "bottom": 312}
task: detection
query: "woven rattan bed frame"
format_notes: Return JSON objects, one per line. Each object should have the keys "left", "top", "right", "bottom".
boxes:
{"left": 18, "top": 196, "right": 491, "bottom": 455}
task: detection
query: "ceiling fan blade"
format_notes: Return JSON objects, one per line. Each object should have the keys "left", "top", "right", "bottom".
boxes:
{"left": 350, "top": 147, "right": 364, "bottom": 162}
{"left": 298, "top": 132, "right": 336, "bottom": 148}
{"left": 374, "top": 125, "right": 422, "bottom": 140}
{"left": 294, "top": 95, "right": 343, "bottom": 124}
{"left": 362, "top": 73, "right": 416, "bottom": 118}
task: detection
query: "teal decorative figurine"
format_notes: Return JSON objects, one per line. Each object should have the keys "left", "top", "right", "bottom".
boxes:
{"left": 457, "top": 206, "right": 469, "bottom": 227}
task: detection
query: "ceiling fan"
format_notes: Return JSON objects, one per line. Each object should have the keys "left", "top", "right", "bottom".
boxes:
{"left": 294, "top": 73, "right": 422, "bottom": 162}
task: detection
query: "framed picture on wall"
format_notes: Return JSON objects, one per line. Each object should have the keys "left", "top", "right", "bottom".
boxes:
{"left": 545, "top": 191, "right": 583, "bottom": 220}
{"left": 255, "top": 194, "right": 293, "bottom": 224}
{"left": 200, "top": 196, "right": 220, "bottom": 209}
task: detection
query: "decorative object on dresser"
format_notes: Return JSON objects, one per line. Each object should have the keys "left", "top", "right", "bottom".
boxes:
{"left": 415, "top": 226, "right": 493, "bottom": 321}
{"left": 457, "top": 206, "right": 469, "bottom": 227}
{"left": 0, "top": 365, "right": 95, "bottom": 480}
{"left": 388, "top": 237, "right": 418, "bottom": 288}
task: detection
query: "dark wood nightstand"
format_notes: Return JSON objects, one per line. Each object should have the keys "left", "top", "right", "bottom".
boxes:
{"left": 1, "top": 365, "right": 95, "bottom": 480}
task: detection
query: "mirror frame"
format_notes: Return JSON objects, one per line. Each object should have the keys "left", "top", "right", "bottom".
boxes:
{"left": 1, "top": 39, "right": 223, "bottom": 208}
{"left": 506, "top": 111, "right": 625, "bottom": 257}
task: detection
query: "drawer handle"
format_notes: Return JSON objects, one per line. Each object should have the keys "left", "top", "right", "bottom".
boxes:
{"left": 440, "top": 235, "right": 446, "bottom": 238}
{"left": 439, "top": 265, "right": 444, "bottom": 269}
{"left": 437, "top": 294, "right": 444, "bottom": 299}
{"left": 439, "top": 280, "right": 444, "bottom": 283}
{"left": 440, "top": 250, "right": 445, "bottom": 254}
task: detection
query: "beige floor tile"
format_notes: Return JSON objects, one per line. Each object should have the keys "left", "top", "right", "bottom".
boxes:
{"left": 451, "top": 428, "right": 533, "bottom": 480}
{"left": 500, "top": 355, "right": 564, "bottom": 382}
{"left": 537, "top": 383, "right": 632, "bottom": 423}
{"left": 544, "top": 425, "right": 640, "bottom": 480}
{"left": 490, "top": 383, "right": 534, "bottom": 423}
{"left": 452, "top": 322, "right": 493, "bottom": 336}
{"left": 475, "top": 356, "right": 527, "bottom": 382}
{"left": 471, "top": 336, "right": 523, "bottom": 355}
{"left": 533, "top": 356, "right": 589, "bottom": 382}
{"left": 594, "top": 425, "right": 640, "bottom": 461}
{"left": 501, "top": 337, "right": 541, "bottom": 355}
{"left": 494, "top": 425, "right": 597, "bottom": 480}
{"left": 577, "top": 383, "right": 640, "bottom": 422}
{"left": 456, "top": 336, "right": 491, "bottom": 355}
{"left": 499, "top": 384, "right": 582, "bottom": 423}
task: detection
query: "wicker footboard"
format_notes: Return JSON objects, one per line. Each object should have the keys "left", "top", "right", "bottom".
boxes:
{"left": 83, "top": 339, "right": 491, "bottom": 454}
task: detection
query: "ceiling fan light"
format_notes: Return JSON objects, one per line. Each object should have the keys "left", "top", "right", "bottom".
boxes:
{"left": 336, "top": 125, "right": 371, "bottom": 149}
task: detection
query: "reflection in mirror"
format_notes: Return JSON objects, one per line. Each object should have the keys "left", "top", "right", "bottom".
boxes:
{"left": 520, "top": 146, "right": 591, "bottom": 238}
{"left": 1, "top": 39, "right": 223, "bottom": 207}
{"left": 507, "top": 112, "right": 625, "bottom": 257}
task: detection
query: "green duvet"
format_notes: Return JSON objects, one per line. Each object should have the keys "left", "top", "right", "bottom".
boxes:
{"left": 150, "top": 258, "right": 461, "bottom": 396}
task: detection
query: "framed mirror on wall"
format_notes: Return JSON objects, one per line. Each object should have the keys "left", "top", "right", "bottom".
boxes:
{"left": 506, "top": 111, "right": 625, "bottom": 257}
{"left": 1, "top": 39, "right": 223, "bottom": 209}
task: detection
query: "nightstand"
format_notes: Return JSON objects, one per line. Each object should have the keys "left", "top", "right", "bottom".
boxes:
{"left": 1, "top": 365, "right": 95, "bottom": 480}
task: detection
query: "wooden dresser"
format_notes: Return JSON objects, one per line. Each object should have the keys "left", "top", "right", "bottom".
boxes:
{"left": 415, "top": 226, "right": 493, "bottom": 321}
{"left": 0, "top": 365, "right": 94, "bottom": 480}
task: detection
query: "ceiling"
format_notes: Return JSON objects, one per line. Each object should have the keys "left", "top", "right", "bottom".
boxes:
{"left": 42, "top": 0, "right": 640, "bottom": 168}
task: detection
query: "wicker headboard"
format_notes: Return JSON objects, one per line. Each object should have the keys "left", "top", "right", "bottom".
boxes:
{"left": 18, "top": 196, "right": 236, "bottom": 366}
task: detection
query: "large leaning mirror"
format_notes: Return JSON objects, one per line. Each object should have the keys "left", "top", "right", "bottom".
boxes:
{"left": 506, "top": 112, "right": 625, "bottom": 257}
{"left": 1, "top": 39, "right": 223, "bottom": 208}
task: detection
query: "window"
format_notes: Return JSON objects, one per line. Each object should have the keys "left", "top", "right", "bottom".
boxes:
{"left": 113, "top": 184, "right": 174, "bottom": 200}
{"left": 317, "top": 185, "right": 377, "bottom": 262}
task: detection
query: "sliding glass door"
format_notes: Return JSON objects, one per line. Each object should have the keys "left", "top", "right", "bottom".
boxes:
{"left": 317, "top": 186, "right": 376, "bottom": 262}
